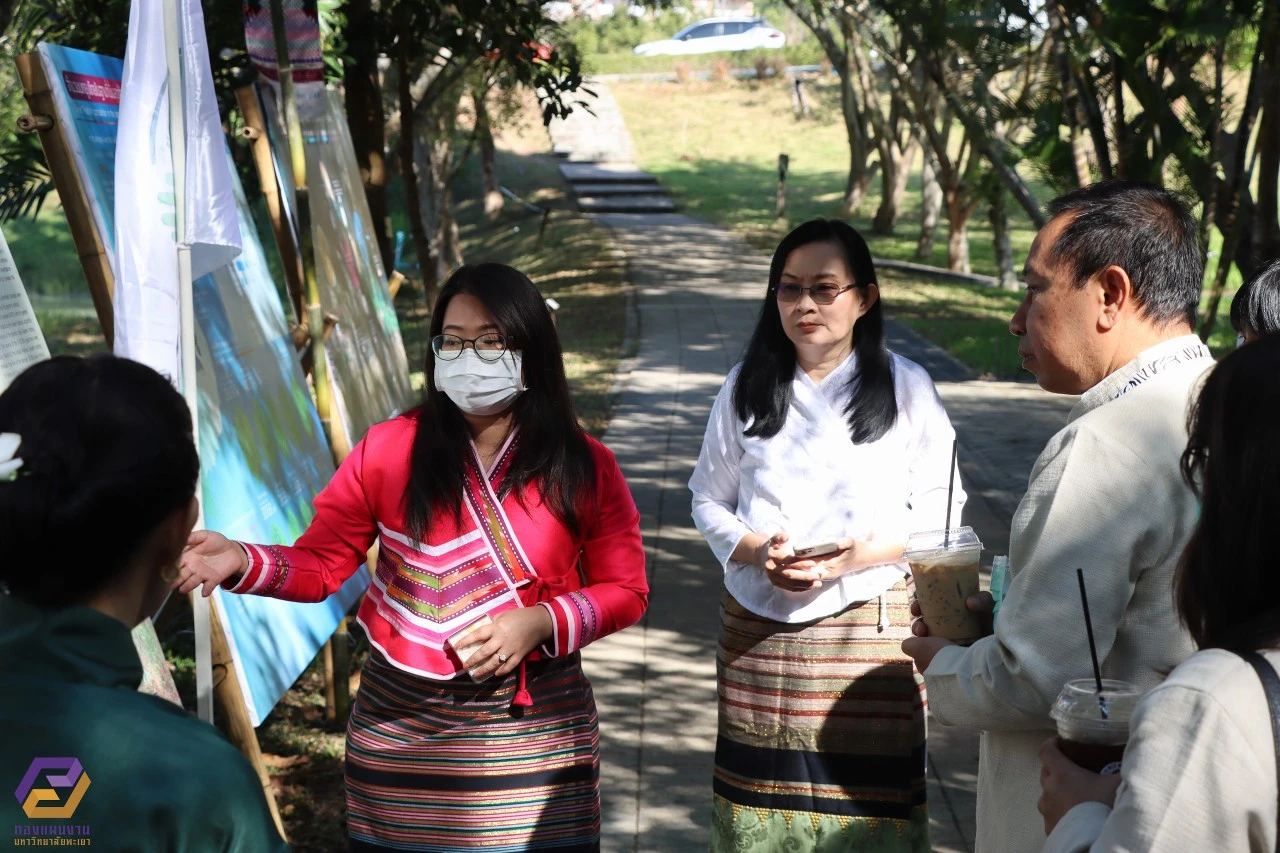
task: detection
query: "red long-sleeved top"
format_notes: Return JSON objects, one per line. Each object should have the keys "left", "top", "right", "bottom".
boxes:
{"left": 225, "top": 414, "right": 648, "bottom": 678}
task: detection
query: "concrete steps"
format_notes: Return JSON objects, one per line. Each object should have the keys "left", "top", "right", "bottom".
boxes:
{"left": 571, "top": 181, "right": 665, "bottom": 196}
{"left": 577, "top": 194, "right": 678, "bottom": 213}
{"left": 558, "top": 163, "right": 658, "bottom": 184}
{"left": 547, "top": 81, "right": 677, "bottom": 215}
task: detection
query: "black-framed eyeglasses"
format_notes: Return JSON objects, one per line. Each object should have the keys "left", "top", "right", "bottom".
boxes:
{"left": 774, "top": 283, "right": 856, "bottom": 305}
{"left": 431, "top": 333, "right": 510, "bottom": 362}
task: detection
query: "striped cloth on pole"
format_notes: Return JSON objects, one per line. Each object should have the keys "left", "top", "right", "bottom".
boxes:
{"left": 243, "top": 0, "right": 325, "bottom": 118}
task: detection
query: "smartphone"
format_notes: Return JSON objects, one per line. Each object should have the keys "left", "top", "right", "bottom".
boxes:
{"left": 792, "top": 541, "right": 840, "bottom": 559}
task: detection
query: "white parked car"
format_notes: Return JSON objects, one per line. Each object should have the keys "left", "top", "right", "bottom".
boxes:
{"left": 632, "top": 17, "right": 786, "bottom": 56}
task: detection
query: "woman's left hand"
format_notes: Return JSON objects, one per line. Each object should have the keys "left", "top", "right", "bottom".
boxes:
{"left": 807, "top": 538, "right": 863, "bottom": 580}
{"left": 768, "top": 538, "right": 855, "bottom": 592}
{"left": 1037, "top": 736, "right": 1123, "bottom": 835}
{"left": 465, "top": 607, "right": 554, "bottom": 681}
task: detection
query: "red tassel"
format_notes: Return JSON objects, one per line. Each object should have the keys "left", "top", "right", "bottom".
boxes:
{"left": 512, "top": 661, "right": 533, "bottom": 708}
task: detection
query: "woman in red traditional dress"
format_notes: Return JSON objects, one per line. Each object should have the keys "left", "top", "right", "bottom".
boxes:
{"left": 176, "top": 263, "right": 649, "bottom": 852}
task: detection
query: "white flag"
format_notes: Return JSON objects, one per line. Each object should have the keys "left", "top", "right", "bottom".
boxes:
{"left": 113, "top": 0, "right": 241, "bottom": 385}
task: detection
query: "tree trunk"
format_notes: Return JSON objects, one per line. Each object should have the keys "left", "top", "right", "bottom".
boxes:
{"left": 1256, "top": 103, "right": 1280, "bottom": 263}
{"left": 1048, "top": 3, "right": 1097, "bottom": 186}
{"left": 418, "top": 86, "right": 464, "bottom": 293}
{"left": 427, "top": 89, "right": 463, "bottom": 281}
{"left": 918, "top": 141, "right": 943, "bottom": 260}
{"left": 1199, "top": 28, "right": 1267, "bottom": 341}
{"left": 443, "top": 201, "right": 463, "bottom": 268}
{"left": 474, "top": 90, "right": 504, "bottom": 222}
{"left": 343, "top": 0, "right": 392, "bottom": 271}
{"left": 413, "top": 128, "right": 445, "bottom": 297}
{"left": 1056, "top": 43, "right": 1089, "bottom": 186}
{"left": 873, "top": 134, "right": 918, "bottom": 235}
{"left": 840, "top": 100, "right": 870, "bottom": 217}
{"left": 838, "top": 15, "right": 870, "bottom": 217}
{"left": 945, "top": 189, "right": 972, "bottom": 274}
{"left": 1199, "top": 42, "right": 1227, "bottom": 271}
{"left": 1077, "top": 67, "right": 1114, "bottom": 181}
{"left": 397, "top": 41, "right": 434, "bottom": 304}
{"left": 1254, "top": 33, "right": 1280, "bottom": 263}
{"left": 989, "top": 184, "right": 1017, "bottom": 289}
{"left": 1113, "top": 56, "right": 1128, "bottom": 179}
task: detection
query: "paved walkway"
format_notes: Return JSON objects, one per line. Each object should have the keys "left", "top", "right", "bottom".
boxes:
{"left": 581, "top": 213, "right": 1077, "bottom": 852}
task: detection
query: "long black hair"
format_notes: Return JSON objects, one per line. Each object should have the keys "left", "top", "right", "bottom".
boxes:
{"left": 404, "top": 263, "right": 595, "bottom": 540}
{"left": 0, "top": 355, "right": 199, "bottom": 607}
{"left": 1176, "top": 335, "right": 1280, "bottom": 652}
{"left": 1230, "top": 258, "right": 1280, "bottom": 339}
{"left": 734, "top": 219, "right": 896, "bottom": 444}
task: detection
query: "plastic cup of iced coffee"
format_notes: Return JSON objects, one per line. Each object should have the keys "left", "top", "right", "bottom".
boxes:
{"left": 903, "top": 527, "right": 984, "bottom": 644}
{"left": 446, "top": 613, "right": 494, "bottom": 682}
{"left": 1050, "top": 678, "right": 1142, "bottom": 775}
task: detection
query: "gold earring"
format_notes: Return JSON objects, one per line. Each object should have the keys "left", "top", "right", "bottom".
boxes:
{"left": 160, "top": 564, "right": 180, "bottom": 584}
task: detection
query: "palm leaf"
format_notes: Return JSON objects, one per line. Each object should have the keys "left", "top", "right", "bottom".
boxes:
{"left": 0, "top": 135, "right": 54, "bottom": 223}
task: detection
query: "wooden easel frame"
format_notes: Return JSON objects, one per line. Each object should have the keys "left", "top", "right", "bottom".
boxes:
{"left": 16, "top": 50, "right": 287, "bottom": 841}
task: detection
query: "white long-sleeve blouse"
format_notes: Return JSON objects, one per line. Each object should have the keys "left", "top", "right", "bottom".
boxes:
{"left": 689, "top": 351, "right": 966, "bottom": 623}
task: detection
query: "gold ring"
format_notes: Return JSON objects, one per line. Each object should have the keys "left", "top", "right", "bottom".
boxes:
{"left": 498, "top": 653, "right": 508, "bottom": 663}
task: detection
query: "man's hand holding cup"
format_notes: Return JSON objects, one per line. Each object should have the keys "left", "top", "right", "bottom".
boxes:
{"left": 901, "top": 590, "right": 995, "bottom": 672}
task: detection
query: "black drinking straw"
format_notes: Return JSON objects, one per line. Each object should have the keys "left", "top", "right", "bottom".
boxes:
{"left": 943, "top": 439, "right": 959, "bottom": 545}
{"left": 1076, "top": 568, "right": 1109, "bottom": 718}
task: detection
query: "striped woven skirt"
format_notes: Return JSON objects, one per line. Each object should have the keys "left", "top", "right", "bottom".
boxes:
{"left": 711, "top": 579, "right": 929, "bottom": 853}
{"left": 346, "top": 651, "right": 600, "bottom": 852}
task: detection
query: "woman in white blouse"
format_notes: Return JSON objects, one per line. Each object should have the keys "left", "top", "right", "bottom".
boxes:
{"left": 689, "top": 219, "right": 965, "bottom": 853}
{"left": 1037, "top": 335, "right": 1280, "bottom": 853}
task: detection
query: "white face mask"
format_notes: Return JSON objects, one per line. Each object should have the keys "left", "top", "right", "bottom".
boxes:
{"left": 434, "top": 349, "right": 526, "bottom": 416}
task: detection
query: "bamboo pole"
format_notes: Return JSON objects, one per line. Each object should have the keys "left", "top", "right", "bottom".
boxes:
{"left": 234, "top": 84, "right": 305, "bottom": 327}
{"left": 210, "top": 597, "right": 288, "bottom": 839}
{"left": 323, "top": 618, "right": 351, "bottom": 724}
{"left": 265, "top": 0, "right": 357, "bottom": 721}
{"left": 267, "top": 0, "right": 339, "bottom": 463}
{"left": 14, "top": 54, "right": 116, "bottom": 345}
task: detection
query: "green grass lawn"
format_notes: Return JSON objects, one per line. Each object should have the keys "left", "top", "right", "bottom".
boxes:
{"left": 885, "top": 270, "right": 1242, "bottom": 380}
{"left": 611, "top": 75, "right": 1243, "bottom": 370}
{"left": 611, "top": 76, "right": 1053, "bottom": 277}
{"left": 3, "top": 197, "right": 92, "bottom": 297}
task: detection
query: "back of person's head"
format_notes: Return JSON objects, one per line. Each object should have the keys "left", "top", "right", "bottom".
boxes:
{"left": 407, "top": 262, "right": 593, "bottom": 539}
{"left": 1230, "top": 258, "right": 1280, "bottom": 342}
{"left": 0, "top": 356, "right": 199, "bottom": 609}
{"left": 1046, "top": 180, "right": 1202, "bottom": 328}
{"left": 1176, "top": 335, "right": 1280, "bottom": 652}
{"left": 736, "top": 218, "right": 896, "bottom": 444}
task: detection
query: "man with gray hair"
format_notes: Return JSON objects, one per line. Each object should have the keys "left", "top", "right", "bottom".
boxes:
{"left": 902, "top": 180, "right": 1214, "bottom": 852}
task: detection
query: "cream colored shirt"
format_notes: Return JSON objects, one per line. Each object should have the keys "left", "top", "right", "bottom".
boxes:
{"left": 923, "top": 335, "right": 1214, "bottom": 853}
{"left": 1043, "top": 648, "right": 1279, "bottom": 853}
{"left": 689, "top": 352, "right": 965, "bottom": 622}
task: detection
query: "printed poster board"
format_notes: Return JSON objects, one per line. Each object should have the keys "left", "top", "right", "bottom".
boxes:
{"left": 37, "top": 42, "right": 369, "bottom": 726}
{"left": 0, "top": 226, "right": 49, "bottom": 391}
{"left": 258, "top": 86, "right": 415, "bottom": 444}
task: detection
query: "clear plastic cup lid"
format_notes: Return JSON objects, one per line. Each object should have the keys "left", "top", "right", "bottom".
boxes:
{"left": 903, "top": 526, "right": 982, "bottom": 560}
{"left": 1050, "top": 678, "right": 1143, "bottom": 729}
